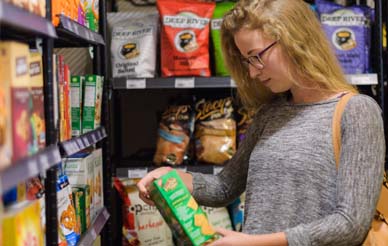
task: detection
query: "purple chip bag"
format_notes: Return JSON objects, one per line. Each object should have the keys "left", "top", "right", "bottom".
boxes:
{"left": 316, "top": 0, "right": 374, "bottom": 74}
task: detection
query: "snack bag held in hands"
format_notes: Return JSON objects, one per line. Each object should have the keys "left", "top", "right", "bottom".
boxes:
{"left": 150, "top": 170, "right": 217, "bottom": 246}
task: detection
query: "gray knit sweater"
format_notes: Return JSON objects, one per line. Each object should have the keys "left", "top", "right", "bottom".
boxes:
{"left": 191, "top": 94, "right": 385, "bottom": 246}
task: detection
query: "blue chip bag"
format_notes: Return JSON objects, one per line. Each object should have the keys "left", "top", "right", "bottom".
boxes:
{"left": 316, "top": 0, "right": 374, "bottom": 74}
{"left": 227, "top": 193, "right": 245, "bottom": 232}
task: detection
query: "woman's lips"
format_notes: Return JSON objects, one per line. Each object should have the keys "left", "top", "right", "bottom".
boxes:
{"left": 261, "top": 78, "right": 271, "bottom": 85}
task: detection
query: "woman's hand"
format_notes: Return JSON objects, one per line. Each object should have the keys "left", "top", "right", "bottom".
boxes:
{"left": 137, "top": 166, "right": 193, "bottom": 205}
{"left": 207, "top": 228, "right": 253, "bottom": 246}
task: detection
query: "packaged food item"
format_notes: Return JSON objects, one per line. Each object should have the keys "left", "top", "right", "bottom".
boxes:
{"left": 114, "top": 178, "right": 174, "bottom": 246}
{"left": 195, "top": 97, "right": 236, "bottom": 164}
{"left": 57, "top": 175, "right": 80, "bottom": 246}
{"left": 2, "top": 200, "right": 44, "bottom": 246}
{"left": 70, "top": 76, "right": 84, "bottom": 137}
{"left": 150, "top": 170, "right": 217, "bottom": 246}
{"left": 29, "top": 51, "right": 46, "bottom": 152}
{"left": 154, "top": 104, "right": 195, "bottom": 166}
{"left": 78, "top": 0, "right": 87, "bottom": 26}
{"left": 82, "top": 75, "right": 103, "bottom": 134}
{"left": 157, "top": 0, "right": 215, "bottom": 77}
{"left": 85, "top": 0, "right": 98, "bottom": 31}
{"left": 0, "top": 41, "right": 32, "bottom": 167}
{"left": 93, "top": 149, "right": 103, "bottom": 218}
{"left": 28, "top": 0, "right": 46, "bottom": 17}
{"left": 108, "top": 13, "right": 159, "bottom": 78}
{"left": 236, "top": 106, "right": 256, "bottom": 146}
{"left": 72, "top": 185, "right": 91, "bottom": 233}
{"left": 211, "top": 1, "right": 235, "bottom": 76}
{"left": 201, "top": 206, "right": 233, "bottom": 230}
{"left": 227, "top": 192, "right": 245, "bottom": 232}
{"left": 64, "top": 152, "right": 95, "bottom": 220}
{"left": 316, "top": 0, "right": 374, "bottom": 74}
{"left": 26, "top": 176, "right": 45, "bottom": 200}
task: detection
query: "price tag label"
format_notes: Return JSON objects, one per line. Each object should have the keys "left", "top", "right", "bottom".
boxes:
{"left": 126, "top": 79, "right": 146, "bottom": 89}
{"left": 39, "top": 154, "right": 50, "bottom": 170}
{"left": 174, "top": 166, "right": 187, "bottom": 172}
{"left": 76, "top": 138, "right": 83, "bottom": 148}
{"left": 91, "top": 134, "right": 97, "bottom": 143}
{"left": 91, "top": 228, "right": 97, "bottom": 239}
{"left": 103, "top": 209, "right": 110, "bottom": 220}
{"left": 73, "top": 25, "right": 79, "bottom": 35}
{"left": 175, "top": 77, "right": 195, "bottom": 88}
{"left": 128, "top": 168, "right": 148, "bottom": 178}
{"left": 213, "top": 166, "right": 223, "bottom": 175}
{"left": 230, "top": 78, "right": 237, "bottom": 87}
{"left": 27, "top": 159, "right": 39, "bottom": 176}
{"left": 83, "top": 137, "right": 90, "bottom": 146}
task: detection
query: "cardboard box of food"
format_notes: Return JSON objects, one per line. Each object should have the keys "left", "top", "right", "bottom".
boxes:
{"left": 70, "top": 76, "right": 84, "bottom": 137}
{"left": 150, "top": 170, "right": 216, "bottom": 246}
{"left": 92, "top": 148, "right": 103, "bottom": 219}
{"left": 29, "top": 51, "right": 46, "bottom": 152}
{"left": 82, "top": 75, "right": 102, "bottom": 134}
{"left": 0, "top": 41, "right": 31, "bottom": 167}
{"left": 72, "top": 185, "right": 91, "bottom": 233}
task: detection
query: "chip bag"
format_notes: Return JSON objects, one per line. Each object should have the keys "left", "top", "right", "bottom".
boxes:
{"left": 211, "top": 1, "right": 235, "bottom": 76}
{"left": 157, "top": 0, "right": 215, "bottom": 77}
{"left": 150, "top": 170, "right": 217, "bottom": 246}
{"left": 195, "top": 97, "right": 236, "bottom": 164}
{"left": 154, "top": 104, "right": 195, "bottom": 166}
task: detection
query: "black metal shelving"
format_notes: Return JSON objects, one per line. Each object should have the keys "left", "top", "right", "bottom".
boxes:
{"left": 78, "top": 207, "right": 110, "bottom": 246}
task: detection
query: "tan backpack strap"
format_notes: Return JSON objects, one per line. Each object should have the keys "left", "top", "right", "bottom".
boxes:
{"left": 332, "top": 93, "right": 356, "bottom": 169}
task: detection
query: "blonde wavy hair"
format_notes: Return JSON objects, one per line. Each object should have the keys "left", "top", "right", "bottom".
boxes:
{"left": 221, "top": 0, "right": 358, "bottom": 109}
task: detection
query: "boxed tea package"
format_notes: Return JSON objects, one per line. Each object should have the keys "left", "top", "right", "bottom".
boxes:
{"left": 150, "top": 170, "right": 217, "bottom": 246}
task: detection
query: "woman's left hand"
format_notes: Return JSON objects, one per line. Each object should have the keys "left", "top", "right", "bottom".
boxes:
{"left": 207, "top": 228, "right": 253, "bottom": 246}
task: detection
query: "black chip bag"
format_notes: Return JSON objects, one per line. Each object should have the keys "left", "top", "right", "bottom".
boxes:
{"left": 154, "top": 104, "right": 195, "bottom": 166}
{"left": 195, "top": 97, "right": 236, "bottom": 165}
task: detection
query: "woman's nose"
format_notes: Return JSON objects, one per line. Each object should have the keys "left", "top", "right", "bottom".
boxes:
{"left": 249, "top": 64, "right": 262, "bottom": 79}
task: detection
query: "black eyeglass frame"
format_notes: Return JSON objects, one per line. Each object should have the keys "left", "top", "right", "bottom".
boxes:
{"left": 242, "top": 40, "right": 278, "bottom": 69}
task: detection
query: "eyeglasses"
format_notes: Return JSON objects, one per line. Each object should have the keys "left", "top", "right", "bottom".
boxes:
{"left": 242, "top": 40, "right": 278, "bottom": 69}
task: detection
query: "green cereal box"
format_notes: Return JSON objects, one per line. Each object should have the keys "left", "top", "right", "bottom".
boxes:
{"left": 71, "top": 185, "right": 90, "bottom": 233}
{"left": 70, "top": 76, "right": 84, "bottom": 137}
{"left": 82, "top": 75, "right": 103, "bottom": 134}
{"left": 150, "top": 170, "right": 216, "bottom": 246}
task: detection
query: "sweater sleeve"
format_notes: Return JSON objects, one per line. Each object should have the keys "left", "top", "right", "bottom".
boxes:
{"left": 191, "top": 106, "right": 268, "bottom": 207}
{"left": 285, "top": 95, "right": 386, "bottom": 246}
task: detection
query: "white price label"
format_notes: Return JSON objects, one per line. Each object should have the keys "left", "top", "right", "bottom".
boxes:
{"left": 128, "top": 168, "right": 148, "bottom": 178}
{"left": 73, "top": 25, "right": 79, "bottom": 35}
{"left": 175, "top": 77, "right": 195, "bottom": 88}
{"left": 126, "top": 79, "right": 146, "bottom": 89}
{"left": 103, "top": 209, "right": 109, "bottom": 219}
{"left": 27, "top": 159, "right": 39, "bottom": 176}
{"left": 91, "top": 134, "right": 97, "bottom": 143}
{"left": 76, "top": 138, "right": 83, "bottom": 148}
{"left": 39, "top": 154, "right": 50, "bottom": 169}
{"left": 347, "top": 74, "right": 377, "bottom": 85}
{"left": 230, "top": 79, "right": 237, "bottom": 87}
{"left": 84, "top": 137, "right": 90, "bottom": 146}
{"left": 91, "top": 228, "right": 97, "bottom": 239}
{"left": 213, "top": 166, "right": 223, "bottom": 175}
{"left": 174, "top": 166, "right": 187, "bottom": 172}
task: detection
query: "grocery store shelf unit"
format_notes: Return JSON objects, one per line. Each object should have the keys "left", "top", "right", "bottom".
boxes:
{"left": 78, "top": 207, "right": 110, "bottom": 246}
{"left": 55, "top": 15, "right": 105, "bottom": 47}
{"left": 112, "top": 74, "right": 378, "bottom": 90}
{"left": 0, "top": 145, "right": 61, "bottom": 195}
{"left": 60, "top": 127, "right": 108, "bottom": 157}
{"left": 0, "top": 1, "right": 57, "bottom": 38}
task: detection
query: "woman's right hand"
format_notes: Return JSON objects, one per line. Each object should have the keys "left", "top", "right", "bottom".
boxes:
{"left": 137, "top": 166, "right": 193, "bottom": 206}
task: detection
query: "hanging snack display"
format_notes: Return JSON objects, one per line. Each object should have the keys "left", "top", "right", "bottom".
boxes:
{"left": 157, "top": 0, "right": 215, "bottom": 77}
{"left": 154, "top": 104, "right": 195, "bottom": 166}
{"left": 109, "top": 13, "right": 159, "bottom": 78}
{"left": 211, "top": 1, "right": 235, "bottom": 76}
{"left": 316, "top": 0, "right": 373, "bottom": 74}
{"left": 195, "top": 97, "right": 236, "bottom": 165}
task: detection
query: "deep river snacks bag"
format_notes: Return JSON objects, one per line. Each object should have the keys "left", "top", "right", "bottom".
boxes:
{"left": 157, "top": 0, "right": 215, "bottom": 77}
{"left": 211, "top": 1, "right": 235, "bottom": 76}
{"left": 108, "top": 12, "right": 159, "bottom": 78}
{"left": 316, "top": 0, "right": 373, "bottom": 74}
{"left": 154, "top": 104, "right": 195, "bottom": 166}
{"left": 150, "top": 170, "right": 217, "bottom": 246}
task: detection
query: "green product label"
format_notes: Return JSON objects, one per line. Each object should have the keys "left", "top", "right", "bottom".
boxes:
{"left": 82, "top": 75, "right": 97, "bottom": 133}
{"left": 71, "top": 76, "right": 84, "bottom": 137}
{"left": 150, "top": 170, "right": 216, "bottom": 246}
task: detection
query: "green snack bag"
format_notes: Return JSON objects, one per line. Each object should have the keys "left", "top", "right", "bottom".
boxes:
{"left": 211, "top": 1, "right": 236, "bottom": 76}
{"left": 150, "top": 170, "right": 217, "bottom": 246}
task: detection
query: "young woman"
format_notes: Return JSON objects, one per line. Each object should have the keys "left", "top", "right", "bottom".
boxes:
{"left": 138, "top": 0, "right": 385, "bottom": 245}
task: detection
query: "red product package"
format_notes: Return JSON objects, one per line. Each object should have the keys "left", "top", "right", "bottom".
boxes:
{"left": 157, "top": 0, "right": 215, "bottom": 77}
